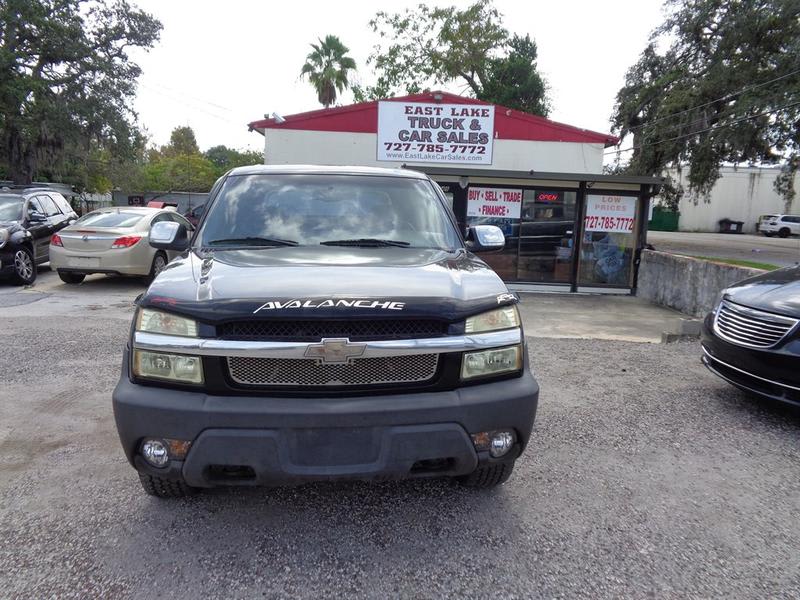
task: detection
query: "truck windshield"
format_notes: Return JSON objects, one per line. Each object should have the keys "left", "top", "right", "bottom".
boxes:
{"left": 198, "top": 174, "right": 460, "bottom": 251}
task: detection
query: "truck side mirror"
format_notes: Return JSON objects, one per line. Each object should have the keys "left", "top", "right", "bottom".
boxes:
{"left": 465, "top": 225, "right": 505, "bottom": 252}
{"left": 150, "top": 221, "right": 189, "bottom": 251}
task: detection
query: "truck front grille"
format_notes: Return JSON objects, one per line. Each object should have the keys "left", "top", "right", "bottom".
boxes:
{"left": 714, "top": 301, "right": 798, "bottom": 348}
{"left": 227, "top": 354, "right": 439, "bottom": 387}
{"left": 218, "top": 319, "right": 447, "bottom": 342}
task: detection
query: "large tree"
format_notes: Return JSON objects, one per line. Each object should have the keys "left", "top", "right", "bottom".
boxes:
{"left": 204, "top": 145, "right": 262, "bottom": 176}
{"left": 611, "top": 0, "right": 800, "bottom": 207}
{"left": 0, "top": 0, "right": 162, "bottom": 185}
{"left": 357, "top": 0, "right": 549, "bottom": 116}
{"left": 300, "top": 35, "right": 357, "bottom": 108}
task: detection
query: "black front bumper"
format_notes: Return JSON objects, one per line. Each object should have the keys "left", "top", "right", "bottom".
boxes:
{"left": 113, "top": 350, "right": 539, "bottom": 487}
{"left": 701, "top": 314, "right": 800, "bottom": 406}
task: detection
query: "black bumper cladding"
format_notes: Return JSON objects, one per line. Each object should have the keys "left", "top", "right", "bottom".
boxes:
{"left": 114, "top": 351, "right": 539, "bottom": 487}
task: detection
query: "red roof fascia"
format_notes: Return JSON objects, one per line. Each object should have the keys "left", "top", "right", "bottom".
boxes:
{"left": 249, "top": 91, "right": 618, "bottom": 146}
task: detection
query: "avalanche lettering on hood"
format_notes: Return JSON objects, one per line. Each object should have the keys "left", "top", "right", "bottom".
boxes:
{"left": 253, "top": 299, "right": 406, "bottom": 313}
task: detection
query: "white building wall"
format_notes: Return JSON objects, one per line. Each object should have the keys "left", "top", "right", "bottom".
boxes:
{"left": 674, "top": 167, "right": 800, "bottom": 233}
{"left": 263, "top": 129, "right": 605, "bottom": 174}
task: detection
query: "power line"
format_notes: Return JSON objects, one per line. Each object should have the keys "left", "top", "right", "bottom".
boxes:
{"left": 626, "top": 67, "right": 800, "bottom": 133}
{"left": 605, "top": 100, "right": 800, "bottom": 156}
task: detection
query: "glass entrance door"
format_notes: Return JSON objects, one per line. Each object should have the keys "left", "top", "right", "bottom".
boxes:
{"left": 577, "top": 193, "right": 639, "bottom": 287}
{"left": 515, "top": 190, "right": 576, "bottom": 283}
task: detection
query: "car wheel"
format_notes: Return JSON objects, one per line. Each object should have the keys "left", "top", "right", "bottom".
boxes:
{"left": 11, "top": 246, "right": 36, "bottom": 285}
{"left": 138, "top": 472, "right": 197, "bottom": 498}
{"left": 457, "top": 460, "right": 515, "bottom": 489}
{"left": 145, "top": 252, "right": 168, "bottom": 283}
{"left": 764, "top": 232, "right": 774, "bottom": 237}
{"left": 58, "top": 271, "right": 85, "bottom": 284}
{"left": 779, "top": 228, "right": 791, "bottom": 238}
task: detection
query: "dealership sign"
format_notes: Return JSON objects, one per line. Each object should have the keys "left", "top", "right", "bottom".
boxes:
{"left": 467, "top": 187, "right": 522, "bottom": 219}
{"left": 584, "top": 195, "right": 636, "bottom": 233}
{"left": 377, "top": 101, "right": 494, "bottom": 165}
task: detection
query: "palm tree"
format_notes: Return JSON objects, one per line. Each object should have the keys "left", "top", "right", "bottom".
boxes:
{"left": 300, "top": 35, "right": 357, "bottom": 108}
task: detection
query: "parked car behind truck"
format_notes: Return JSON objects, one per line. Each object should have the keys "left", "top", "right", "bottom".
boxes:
{"left": 0, "top": 188, "right": 78, "bottom": 285}
{"left": 760, "top": 214, "right": 800, "bottom": 237}
{"left": 113, "top": 165, "right": 540, "bottom": 498}
{"left": 49, "top": 206, "right": 194, "bottom": 283}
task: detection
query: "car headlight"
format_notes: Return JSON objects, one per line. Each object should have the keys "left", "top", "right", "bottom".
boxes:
{"left": 135, "top": 308, "right": 198, "bottom": 337}
{"left": 461, "top": 344, "right": 523, "bottom": 380}
{"left": 0, "top": 228, "right": 8, "bottom": 249}
{"left": 132, "top": 350, "right": 203, "bottom": 384}
{"left": 465, "top": 305, "right": 520, "bottom": 333}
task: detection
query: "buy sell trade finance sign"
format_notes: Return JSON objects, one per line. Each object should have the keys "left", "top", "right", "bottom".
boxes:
{"left": 467, "top": 187, "right": 522, "bottom": 219}
{"left": 377, "top": 101, "right": 495, "bottom": 165}
{"left": 584, "top": 195, "right": 637, "bottom": 233}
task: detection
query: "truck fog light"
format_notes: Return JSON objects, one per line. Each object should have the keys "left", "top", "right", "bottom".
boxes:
{"left": 141, "top": 439, "right": 169, "bottom": 467}
{"left": 471, "top": 429, "right": 516, "bottom": 457}
{"left": 490, "top": 430, "right": 515, "bottom": 458}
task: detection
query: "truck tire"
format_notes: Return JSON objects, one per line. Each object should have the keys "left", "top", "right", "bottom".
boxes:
{"left": 138, "top": 472, "right": 197, "bottom": 498}
{"left": 458, "top": 460, "right": 515, "bottom": 489}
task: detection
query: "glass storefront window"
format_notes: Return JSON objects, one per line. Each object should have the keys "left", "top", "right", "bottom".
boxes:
{"left": 516, "top": 190, "right": 576, "bottom": 283}
{"left": 578, "top": 194, "right": 638, "bottom": 287}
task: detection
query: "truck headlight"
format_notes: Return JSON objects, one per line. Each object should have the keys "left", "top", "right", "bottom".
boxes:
{"left": 133, "top": 350, "right": 203, "bottom": 384}
{"left": 461, "top": 345, "right": 522, "bottom": 380}
{"left": 465, "top": 306, "right": 520, "bottom": 333}
{"left": 136, "top": 308, "right": 198, "bottom": 337}
{"left": 0, "top": 228, "right": 8, "bottom": 249}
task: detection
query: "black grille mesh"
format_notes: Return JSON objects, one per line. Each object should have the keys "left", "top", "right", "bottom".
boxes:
{"left": 218, "top": 319, "right": 447, "bottom": 341}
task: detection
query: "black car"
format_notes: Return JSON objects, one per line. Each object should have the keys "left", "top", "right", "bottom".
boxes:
{"left": 702, "top": 266, "right": 800, "bottom": 406}
{"left": 112, "top": 165, "right": 540, "bottom": 498}
{"left": 0, "top": 187, "right": 78, "bottom": 284}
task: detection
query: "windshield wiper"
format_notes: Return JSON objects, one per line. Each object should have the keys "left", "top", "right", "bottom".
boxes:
{"left": 207, "top": 236, "right": 298, "bottom": 247}
{"left": 320, "top": 238, "right": 411, "bottom": 248}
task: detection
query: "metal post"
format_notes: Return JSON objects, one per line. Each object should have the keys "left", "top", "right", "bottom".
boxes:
{"left": 571, "top": 182, "right": 587, "bottom": 293}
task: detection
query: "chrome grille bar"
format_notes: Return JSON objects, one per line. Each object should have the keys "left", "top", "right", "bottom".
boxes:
{"left": 714, "top": 301, "right": 797, "bottom": 349}
{"left": 133, "top": 327, "right": 522, "bottom": 359}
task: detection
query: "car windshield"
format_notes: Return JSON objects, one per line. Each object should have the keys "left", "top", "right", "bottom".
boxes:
{"left": 198, "top": 174, "right": 460, "bottom": 250}
{"left": 0, "top": 195, "right": 23, "bottom": 221}
{"left": 75, "top": 210, "right": 146, "bottom": 228}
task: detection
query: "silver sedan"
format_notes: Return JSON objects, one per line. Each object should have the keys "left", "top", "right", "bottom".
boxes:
{"left": 49, "top": 207, "right": 194, "bottom": 284}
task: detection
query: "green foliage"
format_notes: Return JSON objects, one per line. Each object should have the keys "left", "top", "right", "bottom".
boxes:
{"left": 363, "top": 1, "right": 549, "bottom": 115}
{"left": 611, "top": 0, "right": 800, "bottom": 203}
{"left": 0, "top": 0, "right": 162, "bottom": 185}
{"left": 164, "top": 126, "right": 200, "bottom": 156}
{"left": 204, "top": 145, "right": 262, "bottom": 175}
{"left": 300, "top": 35, "right": 357, "bottom": 107}
{"left": 141, "top": 153, "right": 218, "bottom": 193}
{"left": 480, "top": 35, "right": 549, "bottom": 116}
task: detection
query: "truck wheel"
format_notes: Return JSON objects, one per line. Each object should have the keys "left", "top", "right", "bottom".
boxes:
{"left": 779, "top": 228, "right": 791, "bottom": 238}
{"left": 138, "top": 472, "right": 197, "bottom": 498}
{"left": 458, "top": 460, "right": 515, "bottom": 489}
{"left": 58, "top": 271, "right": 85, "bottom": 284}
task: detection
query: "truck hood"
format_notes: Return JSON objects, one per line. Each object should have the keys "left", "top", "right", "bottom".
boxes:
{"left": 140, "top": 246, "right": 513, "bottom": 323}
{"left": 724, "top": 265, "right": 800, "bottom": 317}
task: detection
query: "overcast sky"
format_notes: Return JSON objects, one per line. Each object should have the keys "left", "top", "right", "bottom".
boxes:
{"left": 130, "top": 0, "right": 667, "bottom": 155}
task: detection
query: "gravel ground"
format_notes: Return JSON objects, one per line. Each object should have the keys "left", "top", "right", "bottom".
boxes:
{"left": 1, "top": 313, "right": 800, "bottom": 599}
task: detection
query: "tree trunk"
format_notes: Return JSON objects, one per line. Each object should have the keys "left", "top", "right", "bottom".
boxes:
{"left": 6, "top": 124, "right": 34, "bottom": 184}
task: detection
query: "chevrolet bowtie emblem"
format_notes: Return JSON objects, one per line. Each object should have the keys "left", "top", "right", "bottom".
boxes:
{"left": 304, "top": 338, "right": 367, "bottom": 364}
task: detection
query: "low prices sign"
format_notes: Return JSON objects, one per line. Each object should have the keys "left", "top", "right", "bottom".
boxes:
{"left": 377, "top": 101, "right": 494, "bottom": 165}
{"left": 467, "top": 187, "right": 522, "bottom": 219}
{"left": 584, "top": 194, "right": 637, "bottom": 233}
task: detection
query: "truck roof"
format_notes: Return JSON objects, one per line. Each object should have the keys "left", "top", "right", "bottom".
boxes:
{"left": 227, "top": 164, "right": 428, "bottom": 179}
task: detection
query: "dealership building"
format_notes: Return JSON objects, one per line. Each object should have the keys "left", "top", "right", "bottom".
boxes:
{"left": 249, "top": 91, "right": 663, "bottom": 293}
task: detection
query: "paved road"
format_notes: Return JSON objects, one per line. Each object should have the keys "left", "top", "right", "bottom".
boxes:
{"left": 1, "top": 273, "right": 800, "bottom": 598}
{"left": 647, "top": 230, "right": 800, "bottom": 267}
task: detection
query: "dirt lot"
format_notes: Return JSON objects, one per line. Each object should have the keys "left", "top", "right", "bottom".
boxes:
{"left": 1, "top": 272, "right": 799, "bottom": 599}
